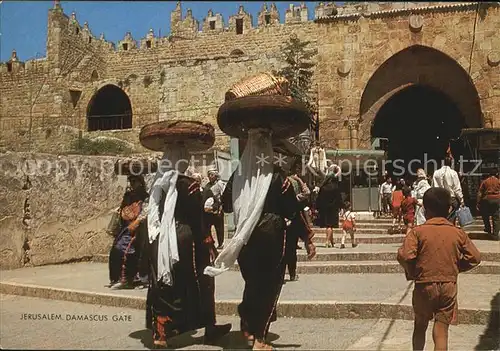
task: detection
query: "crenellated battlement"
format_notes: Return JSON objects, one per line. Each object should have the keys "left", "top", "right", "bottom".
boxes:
{"left": 56, "top": 6, "right": 115, "bottom": 52}
{"left": 0, "top": 50, "right": 50, "bottom": 74}
{"left": 0, "top": 0, "right": 498, "bottom": 158}
{"left": 0, "top": 1, "right": 488, "bottom": 67}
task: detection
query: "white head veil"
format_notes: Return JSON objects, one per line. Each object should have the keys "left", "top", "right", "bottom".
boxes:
{"left": 204, "top": 128, "right": 274, "bottom": 276}
{"left": 147, "top": 146, "right": 189, "bottom": 286}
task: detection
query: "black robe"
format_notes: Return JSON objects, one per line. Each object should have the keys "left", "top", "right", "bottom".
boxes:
{"left": 222, "top": 166, "right": 299, "bottom": 340}
{"left": 316, "top": 176, "right": 343, "bottom": 228}
{"left": 145, "top": 175, "right": 215, "bottom": 343}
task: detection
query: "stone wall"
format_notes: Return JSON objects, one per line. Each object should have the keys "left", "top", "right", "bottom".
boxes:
{"left": 0, "top": 2, "right": 499, "bottom": 154}
{"left": 0, "top": 152, "right": 126, "bottom": 269}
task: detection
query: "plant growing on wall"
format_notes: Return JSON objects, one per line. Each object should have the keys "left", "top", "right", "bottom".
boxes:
{"left": 143, "top": 75, "right": 153, "bottom": 88}
{"left": 274, "top": 34, "right": 319, "bottom": 150}
{"left": 68, "top": 137, "right": 133, "bottom": 155}
{"left": 159, "top": 70, "right": 166, "bottom": 86}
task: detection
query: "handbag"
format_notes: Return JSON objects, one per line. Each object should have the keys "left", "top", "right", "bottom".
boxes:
{"left": 456, "top": 206, "right": 474, "bottom": 227}
{"left": 106, "top": 210, "right": 121, "bottom": 236}
{"left": 342, "top": 211, "right": 353, "bottom": 231}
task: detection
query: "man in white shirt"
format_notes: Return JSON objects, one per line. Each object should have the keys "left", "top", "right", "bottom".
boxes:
{"left": 379, "top": 177, "right": 394, "bottom": 216}
{"left": 432, "top": 157, "right": 464, "bottom": 224}
{"left": 203, "top": 170, "right": 226, "bottom": 248}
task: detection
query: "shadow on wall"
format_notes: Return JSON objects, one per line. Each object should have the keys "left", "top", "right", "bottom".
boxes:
{"left": 475, "top": 292, "right": 500, "bottom": 351}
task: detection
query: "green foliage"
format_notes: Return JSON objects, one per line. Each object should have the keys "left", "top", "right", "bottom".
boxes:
{"left": 275, "top": 35, "right": 318, "bottom": 119}
{"left": 69, "top": 137, "right": 133, "bottom": 155}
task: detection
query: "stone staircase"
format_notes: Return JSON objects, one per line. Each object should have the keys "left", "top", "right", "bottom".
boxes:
{"left": 0, "top": 217, "right": 497, "bottom": 325}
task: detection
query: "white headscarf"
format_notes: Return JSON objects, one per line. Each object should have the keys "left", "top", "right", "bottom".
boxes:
{"left": 147, "top": 147, "right": 189, "bottom": 286}
{"left": 204, "top": 128, "right": 274, "bottom": 277}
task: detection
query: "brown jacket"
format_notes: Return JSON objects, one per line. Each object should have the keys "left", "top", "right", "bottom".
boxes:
{"left": 397, "top": 217, "right": 481, "bottom": 283}
{"left": 477, "top": 176, "right": 500, "bottom": 203}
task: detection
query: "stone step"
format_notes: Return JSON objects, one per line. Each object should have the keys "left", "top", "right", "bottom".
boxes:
{"left": 311, "top": 228, "right": 496, "bottom": 240}
{"left": 92, "top": 239, "right": 500, "bottom": 264}
{"left": 91, "top": 257, "right": 498, "bottom": 275}
{"left": 0, "top": 263, "right": 496, "bottom": 324}
{"left": 332, "top": 223, "right": 485, "bottom": 230}
{"left": 313, "top": 228, "right": 396, "bottom": 234}
{"left": 230, "top": 261, "right": 500, "bottom": 274}
{"left": 311, "top": 235, "right": 405, "bottom": 245}
{"left": 295, "top": 249, "right": 500, "bottom": 262}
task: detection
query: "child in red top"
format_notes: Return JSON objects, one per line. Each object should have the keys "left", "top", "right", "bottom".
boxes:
{"left": 391, "top": 183, "right": 404, "bottom": 232}
{"left": 401, "top": 186, "right": 417, "bottom": 233}
{"left": 340, "top": 201, "right": 357, "bottom": 248}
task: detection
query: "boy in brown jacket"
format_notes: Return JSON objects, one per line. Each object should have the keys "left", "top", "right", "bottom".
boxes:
{"left": 397, "top": 187, "right": 481, "bottom": 351}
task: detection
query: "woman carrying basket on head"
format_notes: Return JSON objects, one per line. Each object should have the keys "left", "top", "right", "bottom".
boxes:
{"left": 204, "top": 73, "right": 316, "bottom": 350}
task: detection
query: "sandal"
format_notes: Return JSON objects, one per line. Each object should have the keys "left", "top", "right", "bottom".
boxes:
{"left": 253, "top": 339, "right": 275, "bottom": 350}
{"left": 152, "top": 340, "right": 167, "bottom": 349}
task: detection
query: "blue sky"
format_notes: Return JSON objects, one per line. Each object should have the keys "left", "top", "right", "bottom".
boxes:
{"left": 0, "top": 1, "right": 344, "bottom": 62}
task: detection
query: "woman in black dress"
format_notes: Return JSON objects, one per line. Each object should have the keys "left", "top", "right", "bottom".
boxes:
{"left": 221, "top": 164, "right": 300, "bottom": 348}
{"left": 316, "top": 173, "right": 343, "bottom": 248}
{"left": 145, "top": 150, "right": 230, "bottom": 348}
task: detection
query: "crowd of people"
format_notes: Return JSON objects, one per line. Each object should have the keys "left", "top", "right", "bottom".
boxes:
{"left": 105, "top": 142, "right": 317, "bottom": 350}
{"left": 377, "top": 156, "right": 499, "bottom": 239}
{"left": 104, "top": 150, "right": 498, "bottom": 350}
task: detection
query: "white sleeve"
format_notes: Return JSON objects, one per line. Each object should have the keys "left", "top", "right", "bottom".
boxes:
{"left": 451, "top": 171, "right": 464, "bottom": 201}
{"left": 204, "top": 197, "right": 214, "bottom": 211}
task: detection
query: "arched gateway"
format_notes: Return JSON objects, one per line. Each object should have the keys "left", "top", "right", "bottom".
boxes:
{"left": 359, "top": 45, "right": 483, "bottom": 175}
{"left": 86, "top": 84, "right": 133, "bottom": 131}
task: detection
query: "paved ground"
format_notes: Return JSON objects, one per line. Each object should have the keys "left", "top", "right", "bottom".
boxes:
{"left": 1, "top": 262, "right": 498, "bottom": 310}
{"left": 1, "top": 294, "right": 498, "bottom": 350}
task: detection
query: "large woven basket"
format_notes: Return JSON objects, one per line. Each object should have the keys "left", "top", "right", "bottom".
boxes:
{"left": 219, "top": 73, "right": 310, "bottom": 139}
{"left": 114, "top": 158, "right": 158, "bottom": 176}
{"left": 139, "top": 120, "right": 215, "bottom": 152}
{"left": 225, "top": 73, "right": 289, "bottom": 101}
{"left": 218, "top": 95, "right": 310, "bottom": 139}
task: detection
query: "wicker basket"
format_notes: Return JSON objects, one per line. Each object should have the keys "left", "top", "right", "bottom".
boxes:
{"left": 225, "top": 73, "right": 289, "bottom": 101}
{"left": 139, "top": 120, "right": 215, "bottom": 152}
{"left": 217, "top": 95, "right": 310, "bottom": 139}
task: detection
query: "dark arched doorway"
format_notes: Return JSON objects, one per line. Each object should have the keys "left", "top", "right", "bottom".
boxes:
{"left": 371, "top": 84, "right": 466, "bottom": 175}
{"left": 360, "top": 45, "right": 483, "bottom": 177}
{"left": 87, "top": 85, "right": 132, "bottom": 131}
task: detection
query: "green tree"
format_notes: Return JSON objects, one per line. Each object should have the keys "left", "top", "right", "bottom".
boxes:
{"left": 275, "top": 34, "right": 317, "bottom": 119}
{"left": 274, "top": 34, "right": 319, "bottom": 148}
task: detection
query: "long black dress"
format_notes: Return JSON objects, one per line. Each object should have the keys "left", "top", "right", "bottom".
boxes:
{"left": 316, "top": 176, "right": 343, "bottom": 228}
{"left": 145, "top": 175, "right": 214, "bottom": 344}
{"left": 222, "top": 166, "right": 299, "bottom": 340}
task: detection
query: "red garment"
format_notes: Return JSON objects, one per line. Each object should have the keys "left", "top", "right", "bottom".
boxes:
{"left": 401, "top": 197, "right": 417, "bottom": 222}
{"left": 392, "top": 190, "right": 404, "bottom": 208}
{"left": 446, "top": 143, "right": 453, "bottom": 159}
{"left": 477, "top": 176, "right": 500, "bottom": 202}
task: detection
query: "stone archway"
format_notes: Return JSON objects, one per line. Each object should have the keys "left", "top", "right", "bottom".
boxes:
{"left": 358, "top": 45, "right": 483, "bottom": 175}
{"left": 86, "top": 84, "right": 132, "bottom": 131}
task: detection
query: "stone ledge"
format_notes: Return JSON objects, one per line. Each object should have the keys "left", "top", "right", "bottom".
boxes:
{"left": 89, "top": 254, "right": 499, "bottom": 274}
{"left": 0, "top": 281, "right": 491, "bottom": 324}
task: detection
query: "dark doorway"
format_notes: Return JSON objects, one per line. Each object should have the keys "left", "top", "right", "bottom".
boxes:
{"left": 236, "top": 18, "right": 243, "bottom": 34}
{"left": 87, "top": 84, "right": 132, "bottom": 131}
{"left": 371, "top": 84, "right": 468, "bottom": 176}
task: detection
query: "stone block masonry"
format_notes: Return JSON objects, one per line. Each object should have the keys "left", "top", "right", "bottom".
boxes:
{"left": 0, "top": 152, "right": 127, "bottom": 269}
{"left": 0, "top": 1, "right": 498, "bottom": 154}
